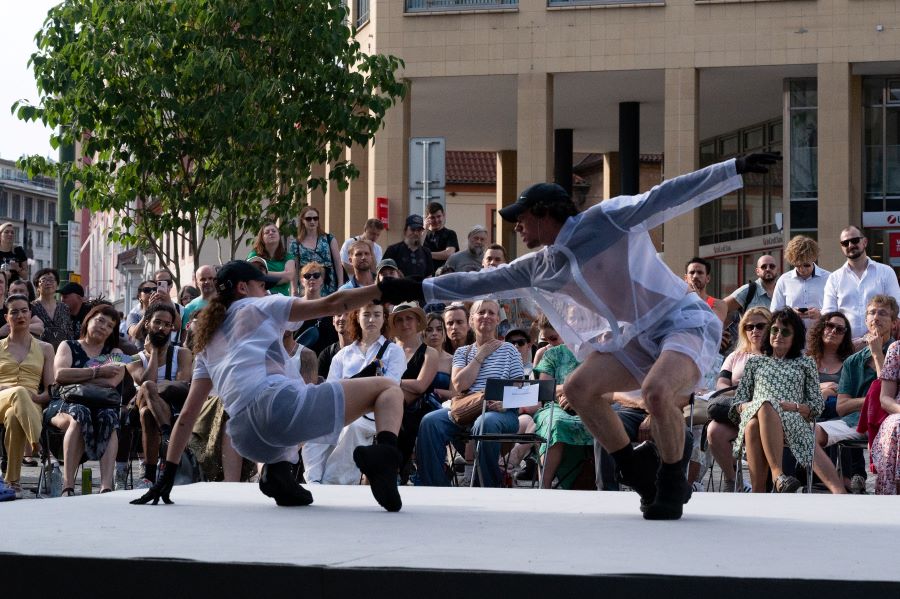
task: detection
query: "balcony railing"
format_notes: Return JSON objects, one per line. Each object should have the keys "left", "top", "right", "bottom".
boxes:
{"left": 548, "top": 0, "right": 660, "bottom": 6}
{"left": 405, "top": 0, "right": 518, "bottom": 13}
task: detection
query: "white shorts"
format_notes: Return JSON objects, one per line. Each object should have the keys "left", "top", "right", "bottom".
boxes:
{"left": 613, "top": 295, "right": 723, "bottom": 384}
{"left": 817, "top": 419, "right": 865, "bottom": 447}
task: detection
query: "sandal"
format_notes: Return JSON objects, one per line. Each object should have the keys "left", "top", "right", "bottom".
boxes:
{"left": 22, "top": 457, "right": 38, "bottom": 467}
{"left": 775, "top": 474, "right": 801, "bottom": 493}
{"left": 99, "top": 488, "right": 112, "bottom": 494}
{"left": 61, "top": 487, "right": 75, "bottom": 497}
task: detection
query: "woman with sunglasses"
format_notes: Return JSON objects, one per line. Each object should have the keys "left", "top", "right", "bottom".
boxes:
{"left": 807, "top": 312, "right": 854, "bottom": 421}
{"left": 290, "top": 206, "right": 343, "bottom": 297}
{"left": 730, "top": 308, "right": 825, "bottom": 493}
{"left": 706, "top": 307, "right": 771, "bottom": 492}
{"left": 31, "top": 268, "right": 75, "bottom": 350}
{"left": 292, "top": 262, "right": 338, "bottom": 355}
{"left": 248, "top": 221, "right": 296, "bottom": 297}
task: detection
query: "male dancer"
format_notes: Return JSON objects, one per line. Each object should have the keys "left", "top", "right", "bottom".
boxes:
{"left": 379, "top": 154, "right": 778, "bottom": 519}
{"left": 132, "top": 261, "right": 404, "bottom": 511}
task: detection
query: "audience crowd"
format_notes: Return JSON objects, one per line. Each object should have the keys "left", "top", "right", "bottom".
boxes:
{"left": 2, "top": 211, "right": 898, "bottom": 501}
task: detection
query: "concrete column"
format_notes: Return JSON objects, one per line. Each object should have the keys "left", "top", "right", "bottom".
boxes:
{"left": 603, "top": 152, "right": 620, "bottom": 200}
{"left": 306, "top": 162, "right": 326, "bottom": 214}
{"left": 368, "top": 81, "right": 411, "bottom": 246}
{"left": 554, "top": 129, "right": 573, "bottom": 197}
{"left": 662, "top": 67, "right": 700, "bottom": 274}
{"left": 619, "top": 102, "right": 640, "bottom": 195}
{"left": 345, "top": 143, "right": 370, "bottom": 241}
{"left": 817, "top": 63, "right": 862, "bottom": 271}
{"left": 516, "top": 72, "right": 554, "bottom": 258}
{"left": 324, "top": 150, "right": 346, "bottom": 238}
{"left": 496, "top": 150, "right": 518, "bottom": 255}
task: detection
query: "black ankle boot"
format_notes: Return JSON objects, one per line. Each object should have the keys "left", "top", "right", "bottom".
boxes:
{"left": 642, "top": 465, "right": 692, "bottom": 521}
{"left": 259, "top": 461, "right": 314, "bottom": 507}
{"left": 353, "top": 444, "right": 402, "bottom": 512}
{"left": 615, "top": 442, "right": 660, "bottom": 510}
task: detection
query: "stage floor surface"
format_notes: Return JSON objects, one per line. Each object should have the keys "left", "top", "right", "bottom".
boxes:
{"left": 2, "top": 483, "right": 899, "bottom": 596}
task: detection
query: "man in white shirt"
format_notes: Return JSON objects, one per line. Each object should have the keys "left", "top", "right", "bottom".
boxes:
{"left": 770, "top": 235, "right": 830, "bottom": 326}
{"left": 822, "top": 225, "right": 900, "bottom": 340}
{"left": 379, "top": 153, "right": 779, "bottom": 519}
{"left": 340, "top": 218, "right": 385, "bottom": 274}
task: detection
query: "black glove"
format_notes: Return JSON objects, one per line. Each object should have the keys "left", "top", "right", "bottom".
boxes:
{"left": 130, "top": 460, "right": 178, "bottom": 505}
{"left": 377, "top": 277, "right": 425, "bottom": 305}
{"left": 735, "top": 152, "right": 781, "bottom": 175}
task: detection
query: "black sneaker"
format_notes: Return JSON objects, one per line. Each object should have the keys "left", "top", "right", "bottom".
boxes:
{"left": 353, "top": 444, "right": 402, "bottom": 512}
{"left": 615, "top": 442, "right": 660, "bottom": 511}
{"left": 643, "top": 469, "right": 692, "bottom": 521}
{"left": 513, "top": 454, "right": 538, "bottom": 483}
{"left": 259, "top": 462, "right": 314, "bottom": 506}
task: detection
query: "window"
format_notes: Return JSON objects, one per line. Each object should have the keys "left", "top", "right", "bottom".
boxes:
{"left": 48, "top": 202, "right": 56, "bottom": 223}
{"left": 11, "top": 195, "right": 20, "bottom": 219}
{"left": 788, "top": 79, "right": 817, "bottom": 233}
{"left": 0, "top": 191, "right": 6, "bottom": 217}
{"left": 36, "top": 199, "right": 44, "bottom": 224}
{"left": 36, "top": 230, "right": 44, "bottom": 248}
{"left": 24, "top": 197, "right": 33, "bottom": 221}
{"left": 864, "top": 76, "right": 900, "bottom": 212}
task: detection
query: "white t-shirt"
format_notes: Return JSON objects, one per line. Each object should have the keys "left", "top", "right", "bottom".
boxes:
{"left": 340, "top": 236, "right": 383, "bottom": 266}
{"left": 193, "top": 294, "right": 301, "bottom": 416}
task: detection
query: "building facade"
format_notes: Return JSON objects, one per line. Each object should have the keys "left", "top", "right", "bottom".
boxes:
{"left": 314, "top": 0, "right": 900, "bottom": 296}
{"left": 0, "top": 158, "right": 56, "bottom": 274}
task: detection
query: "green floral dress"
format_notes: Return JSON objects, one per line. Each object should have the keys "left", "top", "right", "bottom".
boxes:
{"left": 729, "top": 355, "right": 822, "bottom": 466}
{"left": 532, "top": 345, "right": 595, "bottom": 455}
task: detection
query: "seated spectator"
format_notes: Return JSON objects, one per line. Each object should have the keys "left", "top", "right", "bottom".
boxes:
{"left": 247, "top": 221, "right": 296, "bottom": 296}
{"left": 730, "top": 308, "right": 826, "bottom": 493}
{"left": 445, "top": 225, "right": 488, "bottom": 273}
{"left": 706, "top": 306, "right": 770, "bottom": 492}
{"left": 152, "top": 269, "right": 184, "bottom": 343}
{"left": 51, "top": 304, "right": 126, "bottom": 495}
{"left": 814, "top": 295, "right": 896, "bottom": 493}
{"left": 501, "top": 328, "right": 539, "bottom": 477}
{"left": 124, "top": 303, "right": 193, "bottom": 489}
{"left": 442, "top": 303, "right": 474, "bottom": 358}
{"left": 532, "top": 315, "right": 563, "bottom": 372}
{"left": 8, "top": 279, "right": 35, "bottom": 302}
{"left": 317, "top": 312, "right": 353, "bottom": 382}
{"left": 873, "top": 340, "right": 900, "bottom": 494}
{"left": 423, "top": 312, "right": 453, "bottom": 403}
{"left": 283, "top": 330, "right": 319, "bottom": 384}
{"left": 0, "top": 295, "right": 54, "bottom": 499}
{"left": 375, "top": 258, "right": 402, "bottom": 283}
{"left": 302, "top": 303, "right": 405, "bottom": 484}
{"left": 390, "top": 302, "right": 439, "bottom": 478}
{"left": 293, "top": 262, "right": 339, "bottom": 355}
{"left": 0, "top": 273, "right": 44, "bottom": 339}
{"left": 416, "top": 299, "right": 523, "bottom": 487}
{"left": 31, "top": 268, "right": 76, "bottom": 349}
{"left": 59, "top": 282, "right": 92, "bottom": 338}
{"left": 340, "top": 218, "right": 385, "bottom": 275}
{"left": 807, "top": 312, "right": 854, "bottom": 421}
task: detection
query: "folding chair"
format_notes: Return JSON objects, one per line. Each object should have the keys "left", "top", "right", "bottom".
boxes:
{"left": 469, "top": 378, "right": 556, "bottom": 488}
{"left": 834, "top": 436, "right": 869, "bottom": 483}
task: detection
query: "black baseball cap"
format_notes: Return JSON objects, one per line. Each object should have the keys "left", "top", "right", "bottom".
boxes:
{"left": 215, "top": 260, "right": 280, "bottom": 293}
{"left": 498, "top": 182, "right": 570, "bottom": 223}
{"left": 58, "top": 282, "right": 85, "bottom": 296}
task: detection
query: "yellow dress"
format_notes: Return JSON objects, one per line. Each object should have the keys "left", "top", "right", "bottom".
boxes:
{"left": 0, "top": 337, "right": 45, "bottom": 484}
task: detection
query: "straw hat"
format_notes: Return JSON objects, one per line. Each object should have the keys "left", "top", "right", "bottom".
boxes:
{"left": 389, "top": 301, "right": 426, "bottom": 330}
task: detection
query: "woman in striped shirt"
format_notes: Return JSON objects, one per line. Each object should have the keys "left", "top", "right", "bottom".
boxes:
{"left": 415, "top": 299, "right": 524, "bottom": 487}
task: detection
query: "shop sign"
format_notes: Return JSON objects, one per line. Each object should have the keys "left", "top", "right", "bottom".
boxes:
{"left": 698, "top": 232, "right": 783, "bottom": 258}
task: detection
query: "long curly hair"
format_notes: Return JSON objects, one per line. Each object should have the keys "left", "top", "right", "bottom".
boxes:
{"left": 191, "top": 292, "right": 235, "bottom": 353}
{"left": 807, "top": 311, "right": 854, "bottom": 363}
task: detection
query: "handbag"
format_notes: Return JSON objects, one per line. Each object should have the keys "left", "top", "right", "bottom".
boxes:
{"left": 58, "top": 383, "right": 121, "bottom": 410}
{"left": 449, "top": 390, "right": 485, "bottom": 426}
{"left": 706, "top": 385, "right": 738, "bottom": 424}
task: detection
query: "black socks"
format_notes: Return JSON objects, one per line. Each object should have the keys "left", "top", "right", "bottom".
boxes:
{"left": 375, "top": 431, "right": 399, "bottom": 447}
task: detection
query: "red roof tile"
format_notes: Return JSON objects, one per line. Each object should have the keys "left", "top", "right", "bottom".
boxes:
{"left": 446, "top": 151, "right": 496, "bottom": 185}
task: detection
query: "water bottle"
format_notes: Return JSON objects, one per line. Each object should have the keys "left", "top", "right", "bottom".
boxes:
{"left": 81, "top": 467, "right": 92, "bottom": 495}
{"left": 47, "top": 460, "right": 63, "bottom": 497}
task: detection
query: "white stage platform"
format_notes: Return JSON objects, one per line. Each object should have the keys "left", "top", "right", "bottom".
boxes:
{"left": 2, "top": 484, "right": 898, "bottom": 597}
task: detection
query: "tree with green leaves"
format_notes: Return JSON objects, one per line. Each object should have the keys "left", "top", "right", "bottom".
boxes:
{"left": 14, "top": 0, "right": 405, "bottom": 285}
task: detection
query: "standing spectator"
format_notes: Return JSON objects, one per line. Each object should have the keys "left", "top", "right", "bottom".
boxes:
{"left": 384, "top": 214, "right": 433, "bottom": 279}
{"left": 481, "top": 243, "right": 507, "bottom": 269}
{"left": 685, "top": 257, "right": 728, "bottom": 322}
{"left": 51, "top": 304, "right": 126, "bottom": 495}
{"left": 0, "top": 222, "right": 28, "bottom": 282}
{"left": 340, "top": 218, "right": 385, "bottom": 274}
{"left": 126, "top": 280, "right": 157, "bottom": 343}
{"left": 479, "top": 242, "right": 538, "bottom": 337}
{"left": 339, "top": 240, "right": 376, "bottom": 290}
{"left": 31, "top": 268, "right": 75, "bottom": 350}
{"left": 179, "top": 285, "right": 200, "bottom": 307}
{"left": 293, "top": 262, "right": 339, "bottom": 355}
{"left": 771, "top": 235, "right": 830, "bottom": 326}
{"left": 291, "top": 206, "right": 343, "bottom": 296}
{"left": 416, "top": 299, "right": 524, "bottom": 487}
{"left": 375, "top": 258, "right": 402, "bottom": 283}
{"left": 0, "top": 295, "right": 55, "bottom": 499}
{"left": 724, "top": 254, "right": 780, "bottom": 315}
{"left": 424, "top": 202, "right": 459, "bottom": 272}
{"left": 180, "top": 265, "right": 217, "bottom": 329}
{"left": 59, "top": 282, "right": 91, "bottom": 338}
{"left": 446, "top": 225, "right": 488, "bottom": 273}
{"left": 823, "top": 225, "right": 900, "bottom": 343}
{"left": 317, "top": 312, "right": 353, "bottom": 382}
{"left": 248, "top": 221, "right": 296, "bottom": 296}
{"left": 153, "top": 269, "right": 184, "bottom": 343}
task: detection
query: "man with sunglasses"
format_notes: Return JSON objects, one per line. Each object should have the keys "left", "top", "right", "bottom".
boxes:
{"left": 823, "top": 226, "right": 900, "bottom": 343}
{"left": 724, "top": 254, "right": 780, "bottom": 315}
{"left": 379, "top": 153, "right": 779, "bottom": 519}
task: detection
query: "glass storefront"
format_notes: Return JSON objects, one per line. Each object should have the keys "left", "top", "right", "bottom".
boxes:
{"left": 789, "top": 79, "right": 817, "bottom": 233}
{"left": 863, "top": 77, "right": 900, "bottom": 213}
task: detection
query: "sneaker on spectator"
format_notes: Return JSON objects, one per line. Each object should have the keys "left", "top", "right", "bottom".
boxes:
{"left": 0, "top": 476, "right": 15, "bottom": 502}
{"left": 850, "top": 474, "right": 867, "bottom": 494}
{"left": 8, "top": 482, "right": 35, "bottom": 500}
{"left": 513, "top": 455, "right": 538, "bottom": 482}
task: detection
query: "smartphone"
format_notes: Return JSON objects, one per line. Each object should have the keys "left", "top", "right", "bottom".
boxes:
{"left": 796, "top": 307, "right": 808, "bottom": 313}
{"left": 156, "top": 280, "right": 171, "bottom": 293}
